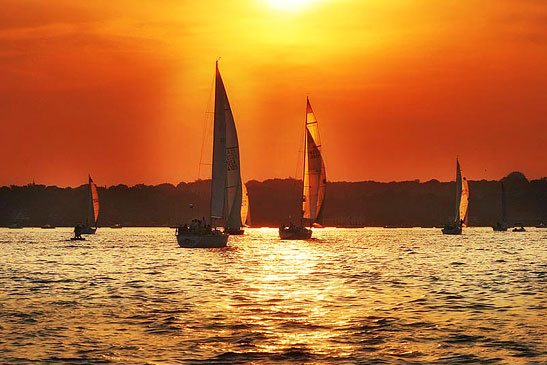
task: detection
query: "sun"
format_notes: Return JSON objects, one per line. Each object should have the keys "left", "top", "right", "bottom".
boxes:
{"left": 266, "top": 0, "right": 322, "bottom": 11}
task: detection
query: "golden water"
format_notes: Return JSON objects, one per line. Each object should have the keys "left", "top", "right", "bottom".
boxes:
{"left": 1, "top": 227, "right": 545, "bottom": 363}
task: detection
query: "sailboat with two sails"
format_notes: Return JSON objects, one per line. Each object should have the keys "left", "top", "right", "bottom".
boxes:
{"left": 442, "top": 159, "right": 469, "bottom": 235}
{"left": 81, "top": 175, "right": 99, "bottom": 234}
{"left": 279, "top": 98, "right": 326, "bottom": 240}
{"left": 176, "top": 61, "right": 245, "bottom": 248}
{"left": 492, "top": 182, "right": 509, "bottom": 231}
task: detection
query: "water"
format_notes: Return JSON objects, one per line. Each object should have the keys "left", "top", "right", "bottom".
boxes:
{"left": 0, "top": 227, "right": 545, "bottom": 364}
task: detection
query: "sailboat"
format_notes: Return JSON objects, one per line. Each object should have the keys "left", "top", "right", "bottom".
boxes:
{"left": 176, "top": 61, "right": 242, "bottom": 248}
{"left": 492, "top": 182, "right": 508, "bottom": 231}
{"left": 442, "top": 158, "right": 469, "bottom": 235}
{"left": 81, "top": 175, "right": 99, "bottom": 234}
{"left": 279, "top": 98, "right": 326, "bottom": 240}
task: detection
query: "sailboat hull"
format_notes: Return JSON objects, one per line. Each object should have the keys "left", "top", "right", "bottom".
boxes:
{"left": 81, "top": 226, "right": 97, "bottom": 234}
{"left": 441, "top": 226, "right": 462, "bottom": 235}
{"left": 176, "top": 233, "right": 228, "bottom": 248}
{"left": 225, "top": 228, "right": 244, "bottom": 235}
{"left": 492, "top": 223, "right": 508, "bottom": 232}
{"left": 279, "top": 227, "right": 312, "bottom": 240}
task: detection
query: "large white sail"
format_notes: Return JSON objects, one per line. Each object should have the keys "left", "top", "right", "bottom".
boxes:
{"left": 210, "top": 62, "right": 228, "bottom": 221}
{"left": 87, "top": 176, "right": 99, "bottom": 227}
{"left": 302, "top": 98, "right": 326, "bottom": 225}
{"left": 211, "top": 61, "right": 243, "bottom": 230}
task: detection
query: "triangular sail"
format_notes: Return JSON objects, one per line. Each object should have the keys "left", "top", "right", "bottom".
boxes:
{"left": 302, "top": 98, "right": 326, "bottom": 226}
{"left": 87, "top": 176, "right": 99, "bottom": 227}
{"left": 210, "top": 62, "right": 228, "bottom": 222}
{"left": 460, "top": 176, "right": 469, "bottom": 227}
{"left": 211, "top": 61, "right": 243, "bottom": 230}
{"left": 241, "top": 183, "right": 250, "bottom": 227}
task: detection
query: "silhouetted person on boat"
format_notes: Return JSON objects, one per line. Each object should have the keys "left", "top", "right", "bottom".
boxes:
{"left": 74, "top": 224, "right": 82, "bottom": 239}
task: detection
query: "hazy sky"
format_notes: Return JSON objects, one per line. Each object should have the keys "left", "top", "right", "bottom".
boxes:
{"left": 1, "top": 0, "right": 546, "bottom": 186}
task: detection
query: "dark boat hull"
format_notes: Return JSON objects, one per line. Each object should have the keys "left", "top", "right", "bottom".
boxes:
{"left": 70, "top": 237, "right": 86, "bottom": 241}
{"left": 176, "top": 233, "right": 228, "bottom": 248}
{"left": 81, "top": 226, "right": 97, "bottom": 234}
{"left": 279, "top": 227, "right": 312, "bottom": 240}
{"left": 442, "top": 226, "right": 462, "bottom": 235}
{"left": 225, "top": 228, "right": 244, "bottom": 235}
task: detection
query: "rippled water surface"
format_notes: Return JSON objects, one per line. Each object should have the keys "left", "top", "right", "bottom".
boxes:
{"left": 1, "top": 227, "right": 546, "bottom": 364}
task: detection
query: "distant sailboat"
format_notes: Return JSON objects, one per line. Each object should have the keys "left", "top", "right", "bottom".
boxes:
{"left": 176, "top": 61, "right": 242, "bottom": 247}
{"left": 280, "top": 98, "right": 326, "bottom": 240}
{"left": 81, "top": 175, "right": 99, "bottom": 234}
{"left": 442, "top": 159, "right": 469, "bottom": 235}
{"left": 492, "top": 182, "right": 508, "bottom": 231}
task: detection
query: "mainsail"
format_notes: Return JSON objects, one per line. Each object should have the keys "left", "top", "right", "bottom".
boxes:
{"left": 87, "top": 176, "right": 99, "bottom": 227}
{"left": 302, "top": 98, "right": 326, "bottom": 226}
{"left": 211, "top": 61, "right": 243, "bottom": 229}
{"left": 460, "top": 176, "right": 469, "bottom": 227}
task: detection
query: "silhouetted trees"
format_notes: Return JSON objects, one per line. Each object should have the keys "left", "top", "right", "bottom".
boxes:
{"left": 1, "top": 173, "right": 545, "bottom": 227}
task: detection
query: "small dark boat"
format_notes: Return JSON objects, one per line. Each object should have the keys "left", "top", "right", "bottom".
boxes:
{"left": 225, "top": 227, "right": 244, "bottom": 235}
{"left": 441, "top": 223, "right": 462, "bottom": 235}
{"left": 536, "top": 223, "right": 546, "bottom": 229}
{"left": 70, "top": 237, "right": 86, "bottom": 241}
{"left": 512, "top": 226, "right": 526, "bottom": 232}
{"left": 9, "top": 224, "right": 23, "bottom": 229}
{"left": 176, "top": 226, "right": 228, "bottom": 248}
{"left": 110, "top": 224, "right": 122, "bottom": 229}
{"left": 279, "top": 225, "right": 312, "bottom": 240}
{"left": 41, "top": 224, "right": 55, "bottom": 229}
{"left": 492, "top": 222, "right": 508, "bottom": 232}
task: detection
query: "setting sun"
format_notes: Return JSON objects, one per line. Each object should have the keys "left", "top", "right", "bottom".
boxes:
{"left": 266, "top": 0, "right": 323, "bottom": 11}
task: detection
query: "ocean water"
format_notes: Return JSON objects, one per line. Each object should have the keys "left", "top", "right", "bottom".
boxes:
{"left": 0, "top": 227, "right": 545, "bottom": 364}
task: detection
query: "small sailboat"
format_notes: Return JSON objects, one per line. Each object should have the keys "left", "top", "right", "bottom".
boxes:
{"left": 176, "top": 61, "right": 243, "bottom": 248}
{"left": 442, "top": 158, "right": 469, "bottom": 235}
{"left": 81, "top": 175, "right": 99, "bottom": 234}
{"left": 279, "top": 98, "right": 326, "bottom": 240}
{"left": 41, "top": 224, "right": 55, "bottom": 229}
{"left": 492, "top": 182, "right": 508, "bottom": 231}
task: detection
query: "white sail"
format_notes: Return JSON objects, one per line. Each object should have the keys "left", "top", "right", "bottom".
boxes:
{"left": 210, "top": 62, "right": 228, "bottom": 221}
{"left": 241, "top": 182, "right": 250, "bottom": 227}
{"left": 87, "top": 176, "right": 99, "bottom": 227}
{"left": 211, "top": 61, "right": 243, "bottom": 230}
{"left": 302, "top": 98, "right": 326, "bottom": 225}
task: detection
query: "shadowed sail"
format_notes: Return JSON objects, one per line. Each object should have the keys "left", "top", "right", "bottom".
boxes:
{"left": 302, "top": 98, "right": 327, "bottom": 226}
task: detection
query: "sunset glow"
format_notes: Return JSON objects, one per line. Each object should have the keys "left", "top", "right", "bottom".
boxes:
{"left": 1, "top": 0, "right": 545, "bottom": 187}
{"left": 266, "top": 0, "right": 323, "bottom": 11}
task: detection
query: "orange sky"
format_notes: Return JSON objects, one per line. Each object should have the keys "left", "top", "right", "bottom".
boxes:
{"left": 1, "top": 0, "right": 546, "bottom": 186}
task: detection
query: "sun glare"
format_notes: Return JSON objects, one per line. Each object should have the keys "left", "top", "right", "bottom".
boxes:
{"left": 266, "top": 0, "right": 322, "bottom": 11}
